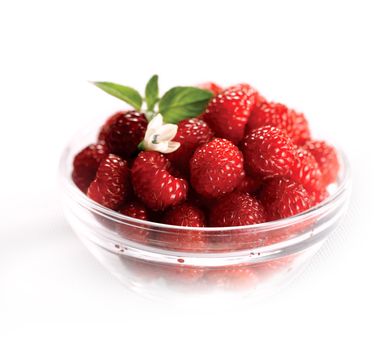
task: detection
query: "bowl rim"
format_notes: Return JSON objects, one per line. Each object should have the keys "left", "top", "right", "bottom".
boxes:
{"left": 59, "top": 127, "right": 352, "bottom": 235}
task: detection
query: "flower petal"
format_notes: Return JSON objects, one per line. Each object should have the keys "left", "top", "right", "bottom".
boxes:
{"left": 163, "top": 141, "right": 181, "bottom": 153}
{"left": 143, "top": 114, "right": 181, "bottom": 154}
{"left": 144, "top": 114, "right": 163, "bottom": 140}
{"left": 150, "top": 141, "right": 171, "bottom": 153}
{"left": 156, "top": 124, "right": 178, "bottom": 142}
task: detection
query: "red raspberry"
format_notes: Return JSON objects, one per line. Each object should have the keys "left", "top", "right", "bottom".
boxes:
{"left": 118, "top": 200, "right": 149, "bottom": 221}
{"left": 131, "top": 151, "right": 188, "bottom": 211}
{"left": 209, "top": 192, "right": 267, "bottom": 227}
{"left": 292, "top": 111, "right": 311, "bottom": 145}
{"left": 117, "top": 200, "right": 150, "bottom": 243}
{"left": 87, "top": 154, "right": 129, "bottom": 210}
{"left": 247, "top": 101, "right": 311, "bottom": 145}
{"left": 303, "top": 140, "right": 339, "bottom": 186}
{"left": 98, "top": 111, "right": 124, "bottom": 141}
{"left": 289, "top": 147, "right": 324, "bottom": 201}
{"left": 241, "top": 126, "right": 296, "bottom": 178}
{"left": 197, "top": 82, "right": 223, "bottom": 95}
{"left": 72, "top": 142, "right": 108, "bottom": 193}
{"left": 159, "top": 202, "right": 206, "bottom": 251}
{"left": 101, "top": 110, "right": 148, "bottom": 158}
{"left": 165, "top": 118, "right": 213, "bottom": 173}
{"left": 255, "top": 92, "right": 267, "bottom": 104}
{"left": 190, "top": 138, "right": 245, "bottom": 199}
{"left": 162, "top": 202, "right": 206, "bottom": 227}
{"left": 313, "top": 188, "right": 329, "bottom": 204}
{"left": 187, "top": 189, "right": 217, "bottom": 211}
{"left": 202, "top": 84, "right": 258, "bottom": 144}
{"left": 235, "top": 175, "right": 263, "bottom": 193}
{"left": 259, "top": 177, "right": 313, "bottom": 221}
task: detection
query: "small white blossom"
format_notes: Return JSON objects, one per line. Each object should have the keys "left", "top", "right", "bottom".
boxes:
{"left": 143, "top": 114, "right": 180, "bottom": 154}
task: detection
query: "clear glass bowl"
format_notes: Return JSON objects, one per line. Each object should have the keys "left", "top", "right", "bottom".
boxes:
{"left": 59, "top": 120, "right": 351, "bottom": 302}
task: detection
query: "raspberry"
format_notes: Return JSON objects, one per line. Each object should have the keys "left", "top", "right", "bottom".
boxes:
{"left": 241, "top": 126, "right": 296, "bottom": 178}
{"left": 162, "top": 202, "right": 206, "bottom": 227}
{"left": 118, "top": 200, "right": 149, "bottom": 220}
{"left": 259, "top": 177, "right": 313, "bottom": 221}
{"left": 303, "top": 140, "right": 339, "bottom": 186}
{"left": 102, "top": 110, "right": 148, "bottom": 158}
{"left": 235, "top": 175, "right": 263, "bottom": 193}
{"left": 72, "top": 142, "right": 108, "bottom": 192}
{"left": 74, "top": 79, "right": 340, "bottom": 232}
{"left": 292, "top": 111, "right": 311, "bottom": 145}
{"left": 131, "top": 151, "right": 188, "bottom": 211}
{"left": 117, "top": 200, "right": 150, "bottom": 243}
{"left": 165, "top": 118, "right": 213, "bottom": 173}
{"left": 234, "top": 83, "right": 258, "bottom": 98}
{"left": 190, "top": 138, "right": 245, "bottom": 199}
{"left": 313, "top": 188, "right": 329, "bottom": 204}
{"left": 187, "top": 189, "right": 216, "bottom": 211}
{"left": 98, "top": 111, "right": 124, "bottom": 141}
{"left": 289, "top": 147, "right": 324, "bottom": 200}
{"left": 247, "top": 101, "right": 311, "bottom": 145}
{"left": 209, "top": 192, "right": 267, "bottom": 227}
{"left": 159, "top": 202, "right": 206, "bottom": 251}
{"left": 202, "top": 84, "right": 258, "bottom": 144}
{"left": 87, "top": 154, "right": 129, "bottom": 210}
{"left": 255, "top": 92, "right": 267, "bottom": 104}
{"left": 197, "top": 82, "right": 223, "bottom": 95}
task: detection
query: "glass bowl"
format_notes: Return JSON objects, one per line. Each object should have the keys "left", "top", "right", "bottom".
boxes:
{"left": 59, "top": 118, "right": 351, "bottom": 302}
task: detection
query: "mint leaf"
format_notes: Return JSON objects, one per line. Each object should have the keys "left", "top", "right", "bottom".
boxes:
{"left": 145, "top": 75, "right": 159, "bottom": 111}
{"left": 93, "top": 82, "right": 143, "bottom": 110}
{"left": 159, "top": 87, "right": 213, "bottom": 123}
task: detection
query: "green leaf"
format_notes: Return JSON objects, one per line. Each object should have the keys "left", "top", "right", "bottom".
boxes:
{"left": 145, "top": 75, "right": 159, "bottom": 111}
{"left": 159, "top": 87, "right": 213, "bottom": 123}
{"left": 92, "top": 81, "right": 143, "bottom": 110}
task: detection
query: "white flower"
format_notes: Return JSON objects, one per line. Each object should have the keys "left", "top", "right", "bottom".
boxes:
{"left": 143, "top": 114, "right": 180, "bottom": 154}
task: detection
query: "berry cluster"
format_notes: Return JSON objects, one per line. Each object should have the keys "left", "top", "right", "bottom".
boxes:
{"left": 72, "top": 77, "right": 339, "bottom": 236}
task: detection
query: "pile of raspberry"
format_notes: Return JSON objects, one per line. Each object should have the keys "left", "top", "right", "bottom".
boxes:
{"left": 72, "top": 83, "right": 339, "bottom": 229}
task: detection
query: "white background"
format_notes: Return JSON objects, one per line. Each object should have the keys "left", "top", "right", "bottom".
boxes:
{"left": 1, "top": 0, "right": 391, "bottom": 349}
